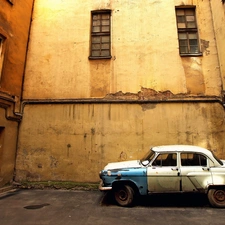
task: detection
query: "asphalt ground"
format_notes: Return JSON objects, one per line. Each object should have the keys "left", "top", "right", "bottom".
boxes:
{"left": 0, "top": 189, "right": 225, "bottom": 225}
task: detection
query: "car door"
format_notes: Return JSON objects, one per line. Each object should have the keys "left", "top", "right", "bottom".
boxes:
{"left": 179, "top": 152, "right": 213, "bottom": 192}
{"left": 147, "top": 153, "right": 181, "bottom": 192}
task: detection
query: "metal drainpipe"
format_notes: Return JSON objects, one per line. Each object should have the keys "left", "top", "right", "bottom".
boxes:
{"left": 18, "top": 0, "right": 36, "bottom": 118}
{"left": 20, "top": 96, "right": 225, "bottom": 113}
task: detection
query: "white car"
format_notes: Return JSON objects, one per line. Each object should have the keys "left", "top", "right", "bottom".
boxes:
{"left": 99, "top": 145, "right": 225, "bottom": 207}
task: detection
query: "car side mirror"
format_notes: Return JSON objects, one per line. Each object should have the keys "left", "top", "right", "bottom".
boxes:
{"left": 141, "top": 160, "right": 149, "bottom": 166}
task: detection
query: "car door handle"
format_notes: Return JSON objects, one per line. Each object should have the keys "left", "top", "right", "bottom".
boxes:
{"left": 202, "top": 167, "right": 209, "bottom": 171}
{"left": 171, "top": 167, "right": 180, "bottom": 176}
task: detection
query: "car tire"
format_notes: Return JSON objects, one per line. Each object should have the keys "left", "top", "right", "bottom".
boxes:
{"left": 114, "top": 184, "right": 134, "bottom": 207}
{"left": 208, "top": 188, "right": 225, "bottom": 208}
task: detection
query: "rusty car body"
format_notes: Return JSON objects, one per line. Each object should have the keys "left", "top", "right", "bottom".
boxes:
{"left": 99, "top": 145, "right": 225, "bottom": 207}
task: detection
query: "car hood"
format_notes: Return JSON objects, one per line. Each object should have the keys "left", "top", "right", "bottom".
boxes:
{"left": 104, "top": 160, "right": 141, "bottom": 170}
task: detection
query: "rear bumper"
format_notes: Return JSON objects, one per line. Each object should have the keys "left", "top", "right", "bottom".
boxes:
{"left": 99, "top": 180, "right": 112, "bottom": 191}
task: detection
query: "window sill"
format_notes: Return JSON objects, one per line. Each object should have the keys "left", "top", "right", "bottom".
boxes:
{"left": 180, "top": 53, "right": 203, "bottom": 57}
{"left": 88, "top": 56, "right": 112, "bottom": 60}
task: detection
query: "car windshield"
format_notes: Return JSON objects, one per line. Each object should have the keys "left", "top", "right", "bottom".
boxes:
{"left": 140, "top": 149, "right": 155, "bottom": 165}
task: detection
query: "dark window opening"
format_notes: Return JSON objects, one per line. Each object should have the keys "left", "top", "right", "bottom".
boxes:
{"left": 89, "top": 10, "right": 111, "bottom": 59}
{"left": 175, "top": 7, "right": 202, "bottom": 56}
{"left": 0, "top": 35, "right": 6, "bottom": 78}
{"left": 181, "top": 153, "right": 207, "bottom": 166}
{"left": 152, "top": 153, "right": 177, "bottom": 167}
{"left": 0, "top": 127, "right": 5, "bottom": 177}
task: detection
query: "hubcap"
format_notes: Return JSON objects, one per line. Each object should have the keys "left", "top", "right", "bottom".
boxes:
{"left": 214, "top": 190, "right": 225, "bottom": 202}
{"left": 118, "top": 190, "right": 127, "bottom": 201}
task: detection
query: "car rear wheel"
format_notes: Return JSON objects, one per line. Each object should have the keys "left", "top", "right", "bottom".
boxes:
{"left": 114, "top": 184, "right": 134, "bottom": 207}
{"left": 208, "top": 188, "right": 225, "bottom": 208}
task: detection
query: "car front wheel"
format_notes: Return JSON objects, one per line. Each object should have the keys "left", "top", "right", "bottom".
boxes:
{"left": 208, "top": 188, "right": 225, "bottom": 208}
{"left": 114, "top": 184, "right": 134, "bottom": 207}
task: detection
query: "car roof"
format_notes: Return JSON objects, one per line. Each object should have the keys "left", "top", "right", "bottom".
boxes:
{"left": 151, "top": 145, "right": 212, "bottom": 155}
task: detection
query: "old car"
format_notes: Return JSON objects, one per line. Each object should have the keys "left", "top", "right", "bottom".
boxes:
{"left": 99, "top": 145, "right": 225, "bottom": 207}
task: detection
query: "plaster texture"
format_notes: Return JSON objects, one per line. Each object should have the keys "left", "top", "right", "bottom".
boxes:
{"left": 16, "top": 0, "right": 225, "bottom": 182}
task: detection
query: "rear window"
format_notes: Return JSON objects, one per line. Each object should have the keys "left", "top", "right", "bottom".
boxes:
{"left": 181, "top": 153, "right": 207, "bottom": 166}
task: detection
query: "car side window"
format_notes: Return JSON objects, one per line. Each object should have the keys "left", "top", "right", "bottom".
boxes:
{"left": 152, "top": 153, "right": 177, "bottom": 167}
{"left": 181, "top": 153, "right": 207, "bottom": 166}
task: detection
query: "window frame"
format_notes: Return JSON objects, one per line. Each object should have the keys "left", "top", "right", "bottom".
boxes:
{"left": 0, "top": 127, "right": 5, "bottom": 173}
{"left": 180, "top": 152, "right": 207, "bottom": 167}
{"left": 89, "top": 10, "right": 112, "bottom": 60}
{"left": 0, "top": 35, "right": 6, "bottom": 79}
{"left": 152, "top": 153, "right": 177, "bottom": 167}
{"left": 175, "top": 6, "right": 202, "bottom": 57}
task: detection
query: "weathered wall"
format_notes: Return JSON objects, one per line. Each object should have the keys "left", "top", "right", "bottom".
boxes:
{"left": 0, "top": 108, "right": 18, "bottom": 186}
{"left": 0, "top": 0, "right": 34, "bottom": 187}
{"left": 16, "top": 103, "right": 225, "bottom": 182}
{"left": 0, "top": 0, "right": 34, "bottom": 96}
{"left": 210, "top": 1, "right": 225, "bottom": 90}
{"left": 16, "top": 0, "right": 225, "bottom": 183}
{"left": 23, "top": 0, "right": 222, "bottom": 99}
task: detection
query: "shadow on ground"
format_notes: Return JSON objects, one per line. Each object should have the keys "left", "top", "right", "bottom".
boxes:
{"left": 101, "top": 191, "right": 210, "bottom": 208}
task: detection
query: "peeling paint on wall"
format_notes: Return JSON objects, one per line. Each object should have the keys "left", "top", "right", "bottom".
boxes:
{"left": 105, "top": 88, "right": 176, "bottom": 101}
{"left": 15, "top": 102, "right": 225, "bottom": 182}
{"left": 201, "top": 39, "right": 210, "bottom": 55}
{"left": 141, "top": 104, "right": 157, "bottom": 111}
{"left": 16, "top": 0, "right": 225, "bottom": 184}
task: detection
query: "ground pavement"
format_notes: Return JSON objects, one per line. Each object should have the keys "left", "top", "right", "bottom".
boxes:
{"left": 0, "top": 188, "right": 225, "bottom": 225}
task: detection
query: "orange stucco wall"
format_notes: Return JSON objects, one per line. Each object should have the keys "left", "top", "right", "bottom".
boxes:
{"left": 14, "top": 0, "right": 225, "bottom": 183}
{"left": 0, "top": 0, "right": 34, "bottom": 187}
